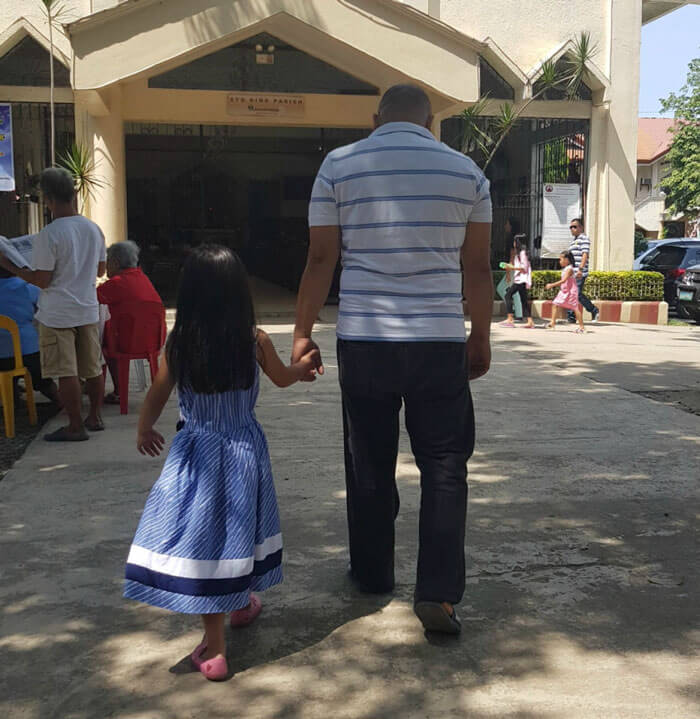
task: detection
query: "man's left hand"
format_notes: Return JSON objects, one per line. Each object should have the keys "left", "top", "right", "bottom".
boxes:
{"left": 467, "top": 335, "right": 491, "bottom": 380}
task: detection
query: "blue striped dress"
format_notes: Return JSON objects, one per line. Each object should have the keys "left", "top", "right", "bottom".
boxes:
{"left": 123, "top": 368, "right": 282, "bottom": 614}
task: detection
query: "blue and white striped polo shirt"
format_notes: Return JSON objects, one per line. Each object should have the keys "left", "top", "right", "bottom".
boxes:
{"left": 569, "top": 233, "right": 591, "bottom": 278}
{"left": 308, "top": 122, "right": 492, "bottom": 342}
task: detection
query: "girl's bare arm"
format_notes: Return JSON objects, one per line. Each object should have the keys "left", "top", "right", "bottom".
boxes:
{"left": 547, "top": 267, "right": 572, "bottom": 288}
{"left": 257, "top": 329, "right": 321, "bottom": 388}
{"left": 137, "top": 356, "right": 176, "bottom": 456}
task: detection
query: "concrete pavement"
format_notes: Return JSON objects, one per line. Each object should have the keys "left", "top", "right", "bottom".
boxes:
{"left": 0, "top": 317, "right": 698, "bottom": 719}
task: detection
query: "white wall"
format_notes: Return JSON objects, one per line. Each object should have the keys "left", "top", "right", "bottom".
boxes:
{"left": 635, "top": 157, "right": 667, "bottom": 234}
{"left": 399, "top": 0, "right": 441, "bottom": 17}
{"left": 441, "top": 0, "right": 608, "bottom": 71}
{"left": 635, "top": 195, "right": 666, "bottom": 233}
{"left": 91, "top": 0, "right": 121, "bottom": 10}
{"left": 636, "top": 164, "right": 653, "bottom": 201}
{"left": 0, "top": 1, "right": 89, "bottom": 58}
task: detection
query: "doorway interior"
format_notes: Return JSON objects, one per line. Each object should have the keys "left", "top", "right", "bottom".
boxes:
{"left": 125, "top": 123, "right": 368, "bottom": 301}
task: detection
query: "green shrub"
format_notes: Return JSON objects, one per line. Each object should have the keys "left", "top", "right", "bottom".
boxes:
{"left": 531, "top": 271, "right": 561, "bottom": 300}
{"left": 530, "top": 270, "right": 664, "bottom": 301}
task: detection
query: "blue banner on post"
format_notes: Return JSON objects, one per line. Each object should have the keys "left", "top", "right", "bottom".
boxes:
{"left": 0, "top": 104, "right": 15, "bottom": 192}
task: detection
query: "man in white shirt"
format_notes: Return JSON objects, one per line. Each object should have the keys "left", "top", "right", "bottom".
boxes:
{"left": 293, "top": 85, "right": 493, "bottom": 634}
{"left": 0, "top": 168, "right": 107, "bottom": 441}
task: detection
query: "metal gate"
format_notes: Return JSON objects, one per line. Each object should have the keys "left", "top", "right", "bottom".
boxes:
{"left": 531, "top": 119, "right": 589, "bottom": 265}
{"left": 442, "top": 116, "right": 589, "bottom": 267}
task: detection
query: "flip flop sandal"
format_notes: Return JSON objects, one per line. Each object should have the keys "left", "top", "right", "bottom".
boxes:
{"left": 414, "top": 601, "right": 462, "bottom": 635}
{"left": 499, "top": 322, "right": 516, "bottom": 328}
{"left": 84, "top": 419, "right": 105, "bottom": 432}
{"left": 190, "top": 643, "right": 228, "bottom": 681}
{"left": 44, "top": 427, "right": 89, "bottom": 442}
{"left": 104, "top": 393, "right": 121, "bottom": 405}
{"left": 230, "top": 593, "right": 262, "bottom": 628}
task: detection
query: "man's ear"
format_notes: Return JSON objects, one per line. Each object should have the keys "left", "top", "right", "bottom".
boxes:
{"left": 425, "top": 114, "right": 435, "bottom": 131}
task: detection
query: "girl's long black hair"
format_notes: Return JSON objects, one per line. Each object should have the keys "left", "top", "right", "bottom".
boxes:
{"left": 513, "top": 233, "right": 529, "bottom": 258}
{"left": 167, "top": 245, "right": 256, "bottom": 393}
{"left": 506, "top": 216, "right": 522, "bottom": 238}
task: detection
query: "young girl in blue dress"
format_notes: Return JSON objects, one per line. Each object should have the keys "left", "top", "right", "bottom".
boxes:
{"left": 124, "top": 245, "right": 320, "bottom": 681}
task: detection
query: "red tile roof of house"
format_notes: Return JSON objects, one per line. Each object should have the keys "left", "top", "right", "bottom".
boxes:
{"left": 638, "top": 118, "right": 676, "bottom": 163}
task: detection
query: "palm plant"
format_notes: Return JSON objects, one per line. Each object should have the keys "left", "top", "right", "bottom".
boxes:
{"left": 461, "top": 32, "right": 597, "bottom": 170}
{"left": 39, "top": 0, "right": 68, "bottom": 165}
{"left": 58, "top": 143, "right": 105, "bottom": 211}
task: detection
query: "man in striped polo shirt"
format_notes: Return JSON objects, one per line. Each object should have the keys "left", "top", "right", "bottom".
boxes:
{"left": 568, "top": 217, "right": 600, "bottom": 322}
{"left": 293, "top": 84, "right": 493, "bottom": 634}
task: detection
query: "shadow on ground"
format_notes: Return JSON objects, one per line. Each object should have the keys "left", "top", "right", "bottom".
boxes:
{"left": 0, "top": 326, "right": 698, "bottom": 718}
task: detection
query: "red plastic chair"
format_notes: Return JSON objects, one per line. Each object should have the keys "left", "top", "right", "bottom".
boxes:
{"left": 102, "top": 300, "right": 166, "bottom": 415}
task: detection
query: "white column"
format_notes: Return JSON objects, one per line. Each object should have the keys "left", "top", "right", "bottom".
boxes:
{"left": 586, "top": 104, "right": 610, "bottom": 271}
{"left": 602, "top": 0, "right": 642, "bottom": 269}
{"left": 75, "top": 86, "right": 127, "bottom": 246}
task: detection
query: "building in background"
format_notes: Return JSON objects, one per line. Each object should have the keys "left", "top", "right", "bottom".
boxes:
{"left": 635, "top": 118, "right": 695, "bottom": 239}
{"left": 1, "top": 0, "right": 698, "bottom": 295}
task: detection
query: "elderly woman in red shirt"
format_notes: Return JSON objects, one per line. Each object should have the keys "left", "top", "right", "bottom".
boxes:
{"left": 97, "top": 241, "right": 164, "bottom": 405}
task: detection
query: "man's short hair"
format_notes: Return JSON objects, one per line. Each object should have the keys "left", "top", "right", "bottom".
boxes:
{"left": 571, "top": 217, "right": 584, "bottom": 228}
{"left": 107, "top": 240, "right": 140, "bottom": 270}
{"left": 40, "top": 167, "right": 76, "bottom": 204}
{"left": 378, "top": 84, "right": 432, "bottom": 125}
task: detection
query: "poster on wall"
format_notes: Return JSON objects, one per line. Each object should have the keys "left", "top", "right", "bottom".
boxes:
{"left": 0, "top": 104, "right": 15, "bottom": 192}
{"left": 541, "top": 183, "right": 581, "bottom": 258}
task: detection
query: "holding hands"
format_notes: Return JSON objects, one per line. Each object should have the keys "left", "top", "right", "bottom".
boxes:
{"left": 294, "top": 343, "right": 323, "bottom": 382}
{"left": 292, "top": 336, "right": 324, "bottom": 382}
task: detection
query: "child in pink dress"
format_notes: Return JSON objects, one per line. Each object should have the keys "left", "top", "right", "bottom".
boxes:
{"left": 546, "top": 251, "right": 585, "bottom": 333}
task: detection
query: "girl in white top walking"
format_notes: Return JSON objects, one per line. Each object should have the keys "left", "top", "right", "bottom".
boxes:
{"left": 500, "top": 234, "right": 535, "bottom": 329}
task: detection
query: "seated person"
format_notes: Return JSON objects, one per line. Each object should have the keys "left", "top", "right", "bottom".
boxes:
{"left": 0, "top": 267, "right": 59, "bottom": 403}
{"left": 97, "top": 241, "right": 165, "bottom": 404}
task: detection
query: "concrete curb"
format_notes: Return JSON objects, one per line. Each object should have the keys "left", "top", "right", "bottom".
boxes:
{"left": 530, "top": 300, "right": 669, "bottom": 325}
{"left": 466, "top": 301, "right": 669, "bottom": 325}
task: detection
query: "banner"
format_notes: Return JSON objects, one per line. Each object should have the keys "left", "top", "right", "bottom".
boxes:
{"left": 541, "top": 183, "right": 581, "bottom": 258}
{"left": 0, "top": 104, "right": 15, "bottom": 192}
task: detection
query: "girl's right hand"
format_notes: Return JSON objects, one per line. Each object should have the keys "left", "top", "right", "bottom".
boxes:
{"left": 545, "top": 283, "right": 553, "bottom": 290}
{"left": 138, "top": 429, "right": 166, "bottom": 457}
{"left": 297, "top": 348, "right": 322, "bottom": 377}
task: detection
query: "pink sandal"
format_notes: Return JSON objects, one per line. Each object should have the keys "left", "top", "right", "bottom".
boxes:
{"left": 230, "top": 593, "right": 262, "bottom": 628}
{"left": 191, "top": 643, "right": 229, "bottom": 681}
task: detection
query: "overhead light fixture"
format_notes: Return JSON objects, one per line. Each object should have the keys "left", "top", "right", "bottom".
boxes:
{"left": 256, "top": 42, "right": 275, "bottom": 65}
